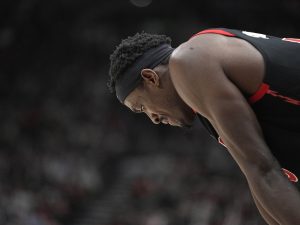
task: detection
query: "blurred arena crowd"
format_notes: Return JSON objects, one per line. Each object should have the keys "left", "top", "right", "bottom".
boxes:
{"left": 0, "top": 0, "right": 299, "bottom": 225}
{"left": 110, "top": 152, "right": 264, "bottom": 225}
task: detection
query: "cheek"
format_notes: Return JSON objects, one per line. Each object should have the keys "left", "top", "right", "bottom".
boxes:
{"left": 149, "top": 92, "right": 176, "bottom": 113}
{"left": 163, "top": 102, "right": 179, "bottom": 116}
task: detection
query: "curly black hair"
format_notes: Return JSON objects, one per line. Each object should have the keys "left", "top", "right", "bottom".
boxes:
{"left": 108, "top": 32, "right": 172, "bottom": 93}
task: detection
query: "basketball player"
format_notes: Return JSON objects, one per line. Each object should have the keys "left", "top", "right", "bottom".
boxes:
{"left": 108, "top": 28, "right": 300, "bottom": 225}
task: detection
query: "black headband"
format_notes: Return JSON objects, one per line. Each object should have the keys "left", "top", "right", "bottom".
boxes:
{"left": 115, "top": 44, "right": 174, "bottom": 103}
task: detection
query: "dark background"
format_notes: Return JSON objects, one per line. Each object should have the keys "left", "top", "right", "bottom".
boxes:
{"left": 0, "top": 0, "right": 299, "bottom": 225}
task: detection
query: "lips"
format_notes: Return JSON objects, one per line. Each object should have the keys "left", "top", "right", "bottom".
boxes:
{"left": 159, "top": 115, "right": 168, "bottom": 124}
{"left": 159, "top": 115, "right": 181, "bottom": 126}
{"left": 161, "top": 118, "right": 169, "bottom": 124}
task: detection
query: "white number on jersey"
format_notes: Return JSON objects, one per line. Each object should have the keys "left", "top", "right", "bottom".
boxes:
{"left": 242, "top": 31, "right": 269, "bottom": 39}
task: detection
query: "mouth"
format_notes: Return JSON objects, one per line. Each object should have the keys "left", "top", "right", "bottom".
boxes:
{"left": 158, "top": 113, "right": 186, "bottom": 127}
{"left": 161, "top": 119, "right": 169, "bottom": 124}
{"left": 160, "top": 116, "right": 181, "bottom": 127}
{"left": 159, "top": 115, "right": 168, "bottom": 124}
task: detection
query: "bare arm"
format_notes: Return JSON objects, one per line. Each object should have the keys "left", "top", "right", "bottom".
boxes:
{"left": 249, "top": 185, "right": 280, "bottom": 225}
{"left": 170, "top": 36, "right": 300, "bottom": 225}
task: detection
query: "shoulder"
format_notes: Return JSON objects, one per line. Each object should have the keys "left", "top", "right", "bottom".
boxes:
{"left": 169, "top": 31, "right": 263, "bottom": 69}
{"left": 170, "top": 33, "right": 229, "bottom": 66}
{"left": 169, "top": 32, "right": 265, "bottom": 96}
{"left": 169, "top": 34, "right": 229, "bottom": 87}
{"left": 169, "top": 33, "right": 232, "bottom": 83}
{"left": 168, "top": 34, "right": 231, "bottom": 115}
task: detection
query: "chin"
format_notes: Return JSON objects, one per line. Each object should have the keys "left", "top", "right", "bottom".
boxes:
{"left": 169, "top": 119, "right": 190, "bottom": 128}
{"left": 167, "top": 112, "right": 196, "bottom": 127}
{"left": 178, "top": 115, "right": 195, "bottom": 127}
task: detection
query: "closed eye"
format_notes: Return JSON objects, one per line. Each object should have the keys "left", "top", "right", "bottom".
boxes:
{"left": 132, "top": 105, "right": 144, "bottom": 113}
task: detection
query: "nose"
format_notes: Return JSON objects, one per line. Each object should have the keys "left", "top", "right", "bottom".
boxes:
{"left": 151, "top": 115, "right": 161, "bottom": 124}
{"left": 146, "top": 112, "right": 160, "bottom": 124}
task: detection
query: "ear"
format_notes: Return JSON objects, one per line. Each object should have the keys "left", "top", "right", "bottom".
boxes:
{"left": 141, "top": 69, "right": 160, "bottom": 86}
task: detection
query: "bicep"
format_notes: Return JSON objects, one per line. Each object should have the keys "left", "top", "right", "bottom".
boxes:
{"left": 202, "top": 76, "right": 273, "bottom": 169}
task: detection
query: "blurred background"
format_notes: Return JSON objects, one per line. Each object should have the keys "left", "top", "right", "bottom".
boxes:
{"left": 0, "top": 0, "right": 299, "bottom": 224}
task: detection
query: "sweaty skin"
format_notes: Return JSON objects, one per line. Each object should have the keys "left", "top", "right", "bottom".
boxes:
{"left": 169, "top": 34, "right": 300, "bottom": 225}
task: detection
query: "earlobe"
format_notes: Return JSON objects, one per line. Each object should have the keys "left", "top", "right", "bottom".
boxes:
{"left": 141, "top": 69, "right": 159, "bottom": 86}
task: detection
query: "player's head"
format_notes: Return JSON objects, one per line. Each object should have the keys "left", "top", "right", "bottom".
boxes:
{"left": 108, "top": 32, "right": 196, "bottom": 127}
